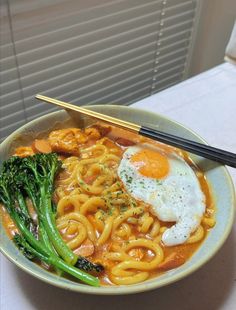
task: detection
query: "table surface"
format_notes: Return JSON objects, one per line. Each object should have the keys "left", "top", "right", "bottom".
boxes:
{"left": 1, "top": 62, "right": 236, "bottom": 310}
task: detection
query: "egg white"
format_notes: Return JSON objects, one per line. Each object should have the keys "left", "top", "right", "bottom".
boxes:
{"left": 118, "top": 145, "right": 206, "bottom": 246}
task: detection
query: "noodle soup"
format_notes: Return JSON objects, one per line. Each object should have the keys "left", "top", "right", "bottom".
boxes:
{"left": 0, "top": 124, "right": 215, "bottom": 286}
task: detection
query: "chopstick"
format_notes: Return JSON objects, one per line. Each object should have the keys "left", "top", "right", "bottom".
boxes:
{"left": 35, "top": 94, "right": 236, "bottom": 168}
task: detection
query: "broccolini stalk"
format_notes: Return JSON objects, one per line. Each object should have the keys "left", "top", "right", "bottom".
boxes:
{"left": 18, "top": 168, "right": 56, "bottom": 255}
{"left": 21, "top": 154, "right": 76, "bottom": 264}
{"left": 13, "top": 234, "right": 99, "bottom": 287}
{"left": 0, "top": 164, "right": 48, "bottom": 256}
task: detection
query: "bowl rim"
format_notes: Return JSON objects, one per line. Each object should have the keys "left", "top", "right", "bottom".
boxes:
{"left": 0, "top": 104, "right": 235, "bottom": 295}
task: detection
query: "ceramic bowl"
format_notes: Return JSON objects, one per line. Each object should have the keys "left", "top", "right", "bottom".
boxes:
{"left": 0, "top": 105, "right": 235, "bottom": 295}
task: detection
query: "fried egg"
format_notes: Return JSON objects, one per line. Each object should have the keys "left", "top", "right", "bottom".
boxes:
{"left": 117, "top": 145, "right": 206, "bottom": 246}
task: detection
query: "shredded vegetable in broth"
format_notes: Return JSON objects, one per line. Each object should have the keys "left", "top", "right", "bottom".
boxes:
{"left": 0, "top": 124, "right": 215, "bottom": 286}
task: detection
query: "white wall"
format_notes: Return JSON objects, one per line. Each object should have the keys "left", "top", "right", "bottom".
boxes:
{"left": 189, "top": 0, "right": 236, "bottom": 76}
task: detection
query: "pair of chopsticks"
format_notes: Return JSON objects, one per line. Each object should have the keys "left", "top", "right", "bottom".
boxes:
{"left": 35, "top": 94, "right": 236, "bottom": 168}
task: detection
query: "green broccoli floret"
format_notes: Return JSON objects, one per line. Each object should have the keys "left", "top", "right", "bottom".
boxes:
{"left": 13, "top": 234, "right": 37, "bottom": 260}
{"left": 76, "top": 256, "right": 104, "bottom": 273}
{"left": 13, "top": 233, "right": 100, "bottom": 286}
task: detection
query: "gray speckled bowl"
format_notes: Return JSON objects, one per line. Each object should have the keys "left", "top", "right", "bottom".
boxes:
{"left": 0, "top": 105, "right": 235, "bottom": 295}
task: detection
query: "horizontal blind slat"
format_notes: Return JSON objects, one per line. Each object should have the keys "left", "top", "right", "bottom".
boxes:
{"left": 1, "top": 53, "right": 187, "bottom": 120}
{"left": 1, "top": 31, "right": 191, "bottom": 97}
{"left": 29, "top": 47, "right": 188, "bottom": 104}
{"left": 67, "top": 65, "right": 185, "bottom": 105}
{"left": 1, "top": 45, "right": 188, "bottom": 105}
{"left": 14, "top": 3, "right": 162, "bottom": 53}
{"left": 15, "top": 17, "right": 193, "bottom": 76}
{"left": 14, "top": 7, "right": 194, "bottom": 67}
{"left": 79, "top": 71, "right": 183, "bottom": 106}
{"left": 10, "top": 0, "right": 161, "bottom": 38}
{"left": 89, "top": 87, "right": 150, "bottom": 106}
{"left": 18, "top": 31, "right": 157, "bottom": 76}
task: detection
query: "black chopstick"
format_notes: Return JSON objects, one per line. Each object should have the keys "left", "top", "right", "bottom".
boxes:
{"left": 140, "top": 126, "right": 236, "bottom": 168}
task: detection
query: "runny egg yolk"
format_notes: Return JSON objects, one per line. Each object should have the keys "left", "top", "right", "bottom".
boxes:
{"left": 130, "top": 149, "right": 169, "bottom": 179}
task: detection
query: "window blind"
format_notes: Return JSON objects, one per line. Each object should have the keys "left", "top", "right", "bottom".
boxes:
{"left": 0, "top": 0, "right": 201, "bottom": 141}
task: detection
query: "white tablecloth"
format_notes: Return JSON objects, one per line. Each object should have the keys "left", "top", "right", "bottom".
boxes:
{"left": 1, "top": 63, "right": 236, "bottom": 310}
